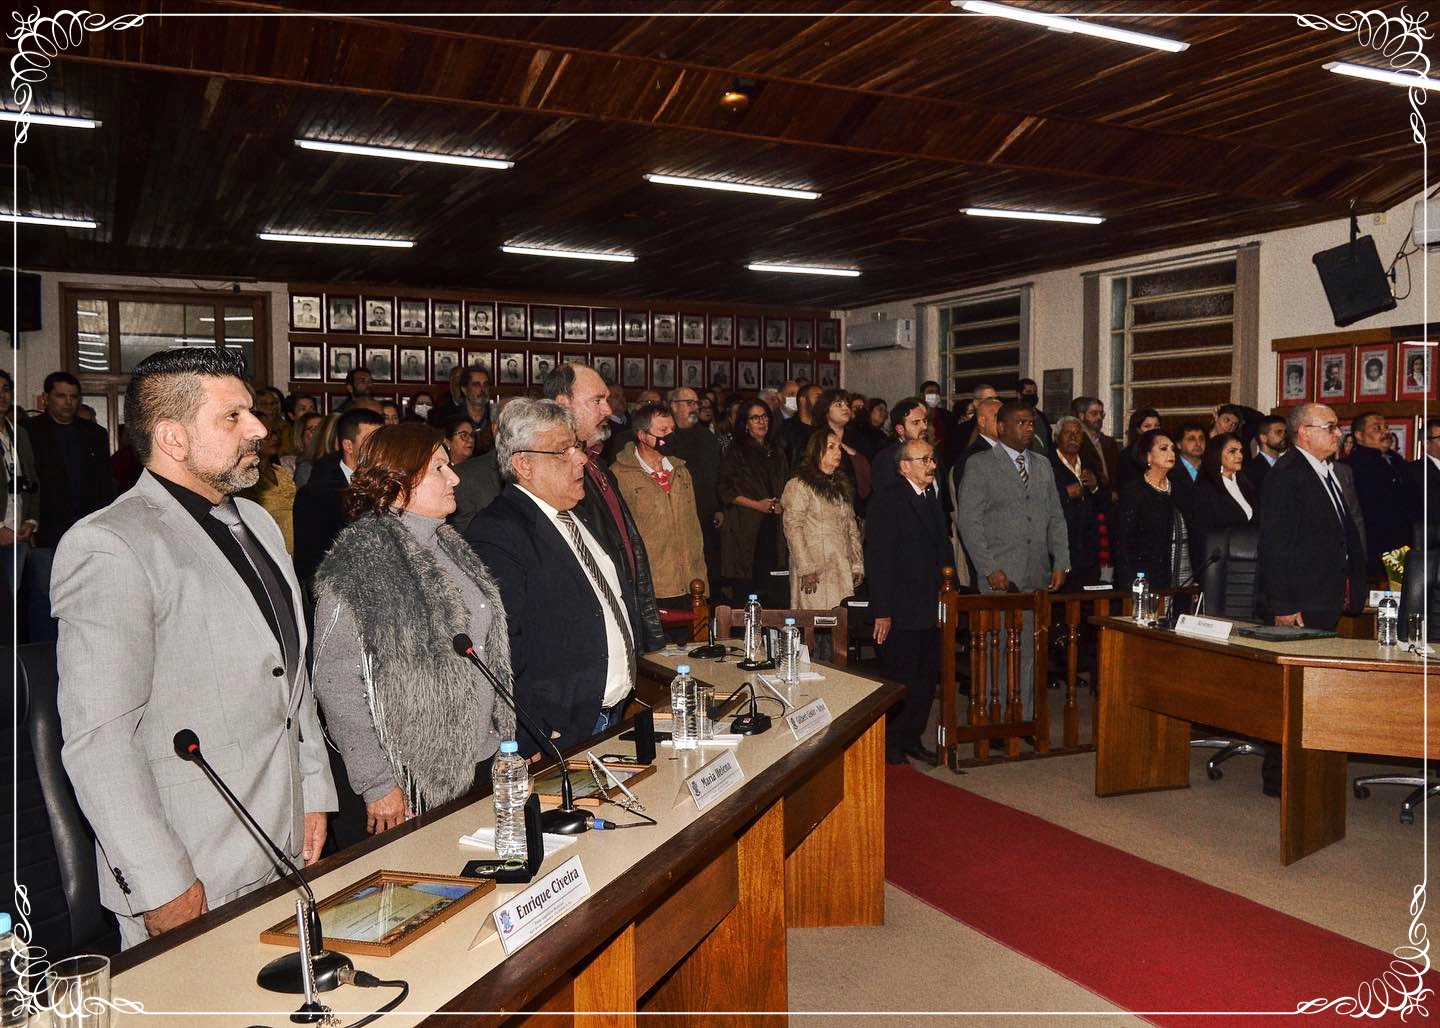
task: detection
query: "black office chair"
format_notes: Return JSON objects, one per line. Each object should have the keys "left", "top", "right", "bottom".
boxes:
{"left": 1189, "top": 525, "right": 1267, "bottom": 779}
{"left": 1353, "top": 524, "right": 1440, "bottom": 823}
{"left": 7, "top": 644, "right": 119, "bottom": 961}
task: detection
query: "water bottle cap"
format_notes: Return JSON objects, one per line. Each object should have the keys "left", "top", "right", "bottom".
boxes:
{"left": 0, "top": 913, "right": 10, "bottom": 935}
{"left": 499, "top": 739, "right": 519, "bottom": 754}
{"left": 748, "top": 594, "right": 759, "bottom": 600}
{"left": 677, "top": 664, "right": 691, "bottom": 674}
{"left": 1136, "top": 572, "right": 1146, "bottom": 580}
{"left": 784, "top": 617, "right": 796, "bottom": 625}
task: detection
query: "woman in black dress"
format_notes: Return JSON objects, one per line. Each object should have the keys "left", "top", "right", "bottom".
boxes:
{"left": 1192, "top": 432, "right": 1256, "bottom": 563}
{"left": 1113, "top": 428, "right": 1191, "bottom": 589}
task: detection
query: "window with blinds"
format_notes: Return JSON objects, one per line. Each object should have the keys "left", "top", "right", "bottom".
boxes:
{"left": 1109, "top": 259, "right": 1236, "bottom": 426}
{"left": 940, "top": 291, "right": 1025, "bottom": 406}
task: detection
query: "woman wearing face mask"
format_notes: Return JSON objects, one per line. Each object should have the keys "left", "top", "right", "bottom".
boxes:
{"left": 919, "top": 380, "right": 957, "bottom": 473}
{"left": 405, "top": 392, "right": 436, "bottom": 423}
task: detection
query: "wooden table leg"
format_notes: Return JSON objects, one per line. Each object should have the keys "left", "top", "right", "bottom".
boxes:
{"left": 574, "top": 925, "right": 637, "bottom": 1027}
{"left": 1280, "top": 671, "right": 1348, "bottom": 865}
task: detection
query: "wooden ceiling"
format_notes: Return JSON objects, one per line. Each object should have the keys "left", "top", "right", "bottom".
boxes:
{"left": 7, "top": 0, "right": 1435, "bottom": 308}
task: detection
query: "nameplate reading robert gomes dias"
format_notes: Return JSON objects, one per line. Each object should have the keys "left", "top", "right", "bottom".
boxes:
{"left": 492, "top": 855, "right": 590, "bottom": 956}
{"left": 686, "top": 751, "right": 745, "bottom": 812}
{"left": 786, "top": 698, "right": 832, "bottom": 742}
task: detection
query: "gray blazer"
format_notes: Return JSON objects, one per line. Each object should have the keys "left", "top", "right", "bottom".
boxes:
{"left": 52, "top": 471, "right": 336, "bottom": 918}
{"left": 2, "top": 418, "right": 37, "bottom": 527}
{"left": 955, "top": 442, "right": 1070, "bottom": 591}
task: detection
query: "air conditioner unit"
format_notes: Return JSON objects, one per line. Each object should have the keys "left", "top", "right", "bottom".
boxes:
{"left": 1412, "top": 197, "right": 1440, "bottom": 247}
{"left": 844, "top": 318, "right": 914, "bottom": 352}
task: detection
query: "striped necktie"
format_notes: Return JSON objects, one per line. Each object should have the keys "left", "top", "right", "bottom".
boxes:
{"left": 557, "top": 508, "right": 635, "bottom": 686}
{"left": 1016, "top": 452, "right": 1029, "bottom": 485}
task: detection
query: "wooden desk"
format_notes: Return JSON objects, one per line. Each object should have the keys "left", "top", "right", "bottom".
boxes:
{"left": 1095, "top": 618, "right": 1433, "bottom": 865}
{"left": 110, "top": 654, "right": 900, "bottom": 1025}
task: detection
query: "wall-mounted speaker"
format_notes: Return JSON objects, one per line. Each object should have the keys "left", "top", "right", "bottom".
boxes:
{"left": 0, "top": 270, "right": 41, "bottom": 334}
{"left": 1311, "top": 236, "right": 1397, "bottom": 327}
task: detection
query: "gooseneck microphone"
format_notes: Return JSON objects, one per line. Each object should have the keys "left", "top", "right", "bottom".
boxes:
{"left": 173, "top": 729, "right": 353, "bottom": 1003}
{"left": 452, "top": 635, "right": 591, "bottom": 835}
{"left": 1168, "top": 550, "right": 1223, "bottom": 625}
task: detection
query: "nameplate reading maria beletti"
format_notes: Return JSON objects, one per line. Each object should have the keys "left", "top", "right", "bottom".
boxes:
{"left": 492, "top": 855, "right": 590, "bottom": 956}
{"left": 685, "top": 750, "right": 745, "bottom": 812}
{"left": 786, "top": 697, "right": 832, "bottom": 742}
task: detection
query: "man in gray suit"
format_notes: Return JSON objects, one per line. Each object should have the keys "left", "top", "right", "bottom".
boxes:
{"left": 955, "top": 400, "right": 1070, "bottom": 722}
{"left": 53, "top": 349, "right": 336, "bottom": 948}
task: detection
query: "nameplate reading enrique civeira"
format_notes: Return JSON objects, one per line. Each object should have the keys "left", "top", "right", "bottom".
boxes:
{"left": 685, "top": 751, "right": 745, "bottom": 812}
{"left": 786, "top": 698, "right": 832, "bottom": 742}
{"left": 492, "top": 855, "right": 590, "bottom": 956}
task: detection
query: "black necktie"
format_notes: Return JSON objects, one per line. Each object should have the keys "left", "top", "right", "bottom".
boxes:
{"left": 1323, "top": 473, "right": 1347, "bottom": 525}
{"left": 210, "top": 499, "right": 300, "bottom": 685}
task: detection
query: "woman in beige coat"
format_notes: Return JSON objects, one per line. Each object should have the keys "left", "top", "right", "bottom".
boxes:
{"left": 781, "top": 430, "right": 864, "bottom": 610}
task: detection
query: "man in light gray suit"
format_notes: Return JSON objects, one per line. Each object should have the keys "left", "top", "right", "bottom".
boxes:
{"left": 955, "top": 400, "right": 1070, "bottom": 723}
{"left": 53, "top": 349, "right": 336, "bottom": 948}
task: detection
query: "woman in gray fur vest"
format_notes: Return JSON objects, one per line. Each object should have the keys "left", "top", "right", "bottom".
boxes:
{"left": 312, "top": 423, "right": 515, "bottom": 835}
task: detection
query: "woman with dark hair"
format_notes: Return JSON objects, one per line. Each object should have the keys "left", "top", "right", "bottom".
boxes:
{"left": 441, "top": 412, "right": 477, "bottom": 466}
{"left": 782, "top": 431, "right": 863, "bottom": 610}
{"left": 1116, "top": 407, "right": 1163, "bottom": 492}
{"left": 859, "top": 398, "right": 890, "bottom": 456}
{"left": 719, "top": 399, "right": 790, "bottom": 605}
{"left": 1192, "top": 432, "right": 1256, "bottom": 559}
{"left": 1113, "top": 428, "right": 1191, "bottom": 589}
{"left": 252, "top": 385, "right": 293, "bottom": 455}
{"left": 311, "top": 423, "right": 514, "bottom": 841}
{"left": 815, "top": 387, "right": 872, "bottom": 506}
{"left": 404, "top": 391, "right": 436, "bottom": 423}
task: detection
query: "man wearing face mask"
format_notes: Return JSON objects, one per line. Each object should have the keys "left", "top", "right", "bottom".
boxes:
{"left": 610, "top": 403, "right": 707, "bottom": 607}
{"left": 782, "top": 384, "right": 822, "bottom": 463}
{"left": 919, "top": 380, "right": 958, "bottom": 483}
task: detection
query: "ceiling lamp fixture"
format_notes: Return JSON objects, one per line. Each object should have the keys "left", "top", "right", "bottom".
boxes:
{"left": 1322, "top": 61, "right": 1440, "bottom": 90}
{"left": 0, "top": 213, "right": 98, "bottom": 228}
{"left": 295, "top": 139, "right": 514, "bottom": 170}
{"left": 0, "top": 110, "right": 101, "bottom": 128}
{"left": 501, "top": 244, "right": 636, "bottom": 263}
{"left": 747, "top": 263, "right": 861, "bottom": 278}
{"left": 644, "top": 173, "right": 820, "bottom": 201}
{"left": 720, "top": 77, "right": 759, "bottom": 112}
{"left": 258, "top": 231, "right": 414, "bottom": 248}
{"left": 956, "top": 1, "right": 1189, "bottom": 53}
{"left": 964, "top": 207, "right": 1105, "bottom": 225}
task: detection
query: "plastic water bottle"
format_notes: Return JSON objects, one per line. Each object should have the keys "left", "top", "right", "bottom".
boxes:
{"left": 1378, "top": 592, "right": 1399, "bottom": 647}
{"left": 742, "top": 594, "right": 763, "bottom": 663}
{"left": 779, "top": 618, "right": 802, "bottom": 686}
{"left": 671, "top": 664, "right": 698, "bottom": 750}
{"left": 491, "top": 740, "right": 530, "bottom": 861}
{"left": 0, "top": 912, "right": 28, "bottom": 1028}
{"left": 1131, "top": 572, "right": 1151, "bottom": 625}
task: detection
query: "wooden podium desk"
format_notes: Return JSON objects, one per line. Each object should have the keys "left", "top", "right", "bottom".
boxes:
{"left": 1094, "top": 617, "right": 1434, "bottom": 866}
{"left": 109, "top": 653, "right": 900, "bottom": 1026}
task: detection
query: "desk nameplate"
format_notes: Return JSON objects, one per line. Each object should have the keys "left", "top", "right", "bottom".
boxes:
{"left": 492, "top": 855, "right": 591, "bottom": 957}
{"left": 685, "top": 750, "right": 745, "bottom": 811}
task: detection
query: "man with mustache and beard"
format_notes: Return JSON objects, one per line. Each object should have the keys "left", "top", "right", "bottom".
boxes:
{"left": 51, "top": 348, "right": 337, "bottom": 948}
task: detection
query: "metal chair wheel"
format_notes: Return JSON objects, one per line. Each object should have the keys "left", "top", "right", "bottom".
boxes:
{"left": 1207, "top": 767, "right": 1223, "bottom": 781}
{"left": 1354, "top": 784, "right": 1371, "bottom": 799}
{"left": 1401, "top": 808, "right": 1415, "bottom": 825}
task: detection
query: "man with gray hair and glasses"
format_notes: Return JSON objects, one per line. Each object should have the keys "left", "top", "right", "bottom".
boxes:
{"left": 464, "top": 398, "right": 642, "bottom": 755}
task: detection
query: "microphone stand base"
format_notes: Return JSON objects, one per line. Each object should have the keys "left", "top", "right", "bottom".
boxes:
{"left": 257, "top": 949, "right": 354, "bottom": 994}
{"left": 688, "top": 644, "right": 726, "bottom": 659}
{"left": 541, "top": 807, "right": 592, "bottom": 835}
{"left": 736, "top": 659, "right": 775, "bottom": 671}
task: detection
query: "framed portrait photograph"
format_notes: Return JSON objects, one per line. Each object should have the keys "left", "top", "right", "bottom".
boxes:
{"left": 499, "top": 304, "right": 528, "bottom": 340}
{"left": 398, "top": 347, "right": 428, "bottom": 383}
{"left": 680, "top": 358, "right": 705, "bottom": 390}
{"left": 363, "top": 345, "right": 394, "bottom": 383}
{"left": 466, "top": 300, "right": 497, "bottom": 339}
{"left": 817, "top": 319, "right": 839, "bottom": 351}
{"left": 363, "top": 297, "right": 395, "bottom": 334}
{"left": 592, "top": 353, "right": 618, "bottom": 384}
{"left": 463, "top": 349, "right": 493, "bottom": 377}
{"left": 432, "top": 300, "right": 462, "bottom": 337}
{"left": 736, "top": 316, "right": 761, "bottom": 348}
{"left": 817, "top": 361, "right": 838, "bottom": 389}
{"left": 291, "top": 344, "right": 323, "bottom": 381}
{"left": 651, "top": 356, "right": 676, "bottom": 390}
{"left": 623, "top": 310, "right": 649, "bottom": 345}
{"left": 709, "top": 314, "right": 734, "bottom": 348}
{"left": 708, "top": 358, "right": 733, "bottom": 391}
{"left": 326, "top": 295, "right": 358, "bottom": 334}
{"left": 1398, "top": 343, "right": 1435, "bottom": 400}
{"left": 762, "top": 359, "right": 787, "bottom": 390}
{"left": 592, "top": 308, "right": 619, "bottom": 343}
{"left": 622, "top": 355, "right": 647, "bottom": 388}
{"left": 791, "top": 319, "right": 815, "bottom": 350}
{"left": 432, "top": 348, "right": 460, "bottom": 383}
{"left": 1316, "top": 348, "right": 1349, "bottom": 402}
{"left": 398, "top": 299, "right": 429, "bottom": 336}
{"left": 328, "top": 344, "right": 359, "bottom": 382}
{"left": 562, "top": 307, "right": 590, "bottom": 343}
{"left": 530, "top": 305, "right": 559, "bottom": 342}
{"left": 529, "top": 352, "right": 557, "bottom": 385}
{"left": 1277, "top": 352, "right": 1312, "bottom": 406}
{"left": 290, "top": 294, "right": 323, "bottom": 332}
{"left": 790, "top": 359, "right": 815, "bottom": 385}
{"left": 764, "top": 317, "right": 789, "bottom": 350}
{"left": 1356, "top": 345, "right": 1393, "bottom": 400}
{"left": 735, "top": 359, "right": 760, "bottom": 391}
{"left": 498, "top": 351, "right": 526, "bottom": 385}
{"left": 652, "top": 312, "right": 678, "bottom": 345}
{"left": 681, "top": 314, "right": 706, "bottom": 346}
{"left": 1390, "top": 418, "right": 1414, "bottom": 460}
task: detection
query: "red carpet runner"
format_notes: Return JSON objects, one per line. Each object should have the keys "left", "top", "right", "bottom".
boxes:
{"left": 884, "top": 764, "right": 1405, "bottom": 1022}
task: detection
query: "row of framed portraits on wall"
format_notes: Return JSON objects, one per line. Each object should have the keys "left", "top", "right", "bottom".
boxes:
{"left": 289, "top": 340, "right": 839, "bottom": 392}
{"left": 1277, "top": 341, "right": 1436, "bottom": 406}
{"left": 288, "top": 292, "right": 839, "bottom": 350}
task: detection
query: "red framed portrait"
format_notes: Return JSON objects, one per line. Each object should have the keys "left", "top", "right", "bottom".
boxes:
{"left": 1315, "top": 348, "right": 1350, "bottom": 403}
{"left": 1276, "top": 352, "right": 1312, "bottom": 407}
{"left": 1397, "top": 342, "right": 1436, "bottom": 400}
{"left": 1355, "top": 345, "right": 1394, "bottom": 401}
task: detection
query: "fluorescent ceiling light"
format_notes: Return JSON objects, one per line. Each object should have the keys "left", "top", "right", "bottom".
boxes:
{"left": 0, "top": 110, "right": 100, "bottom": 128}
{"left": 747, "top": 263, "right": 861, "bottom": 278}
{"left": 199, "top": 315, "right": 254, "bottom": 322}
{"left": 957, "top": 1, "right": 1188, "bottom": 53}
{"left": 965, "top": 206, "right": 1104, "bottom": 225}
{"left": 0, "top": 213, "right": 97, "bottom": 229}
{"left": 296, "top": 139, "right": 513, "bottom": 170}
{"left": 644, "top": 173, "right": 820, "bottom": 201}
{"left": 1322, "top": 61, "right": 1440, "bottom": 91}
{"left": 501, "top": 245, "right": 636, "bottom": 263}
{"left": 258, "top": 231, "right": 414, "bottom": 248}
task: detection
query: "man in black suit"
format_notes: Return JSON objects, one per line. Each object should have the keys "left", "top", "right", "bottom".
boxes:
{"left": 465, "top": 399, "right": 640, "bottom": 753}
{"left": 870, "top": 398, "right": 927, "bottom": 497}
{"left": 865, "top": 438, "right": 951, "bottom": 765}
{"left": 1017, "top": 378, "right": 1052, "bottom": 454}
{"left": 1344, "top": 411, "right": 1418, "bottom": 576}
{"left": 292, "top": 407, "right": 383, "bottom": 587}
{"left": 1244, "top": 415, "right": 1288, "bottom": 494}
{"left": 1167, "top": 420, "right": 1207, "bottom": 570}
{"left": 1409, "top": 417, "right": 1440, "bottom": 525}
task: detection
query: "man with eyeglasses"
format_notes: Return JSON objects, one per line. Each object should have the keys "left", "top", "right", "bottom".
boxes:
{"left": 1406, "top": 417, "right": 1440, "bottom": 524}
{"left": 666, "top": 387, "right": 723, "bottom": 586}
{"left": 1344, "top": 410, "right": 1418, "bottom": 577}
